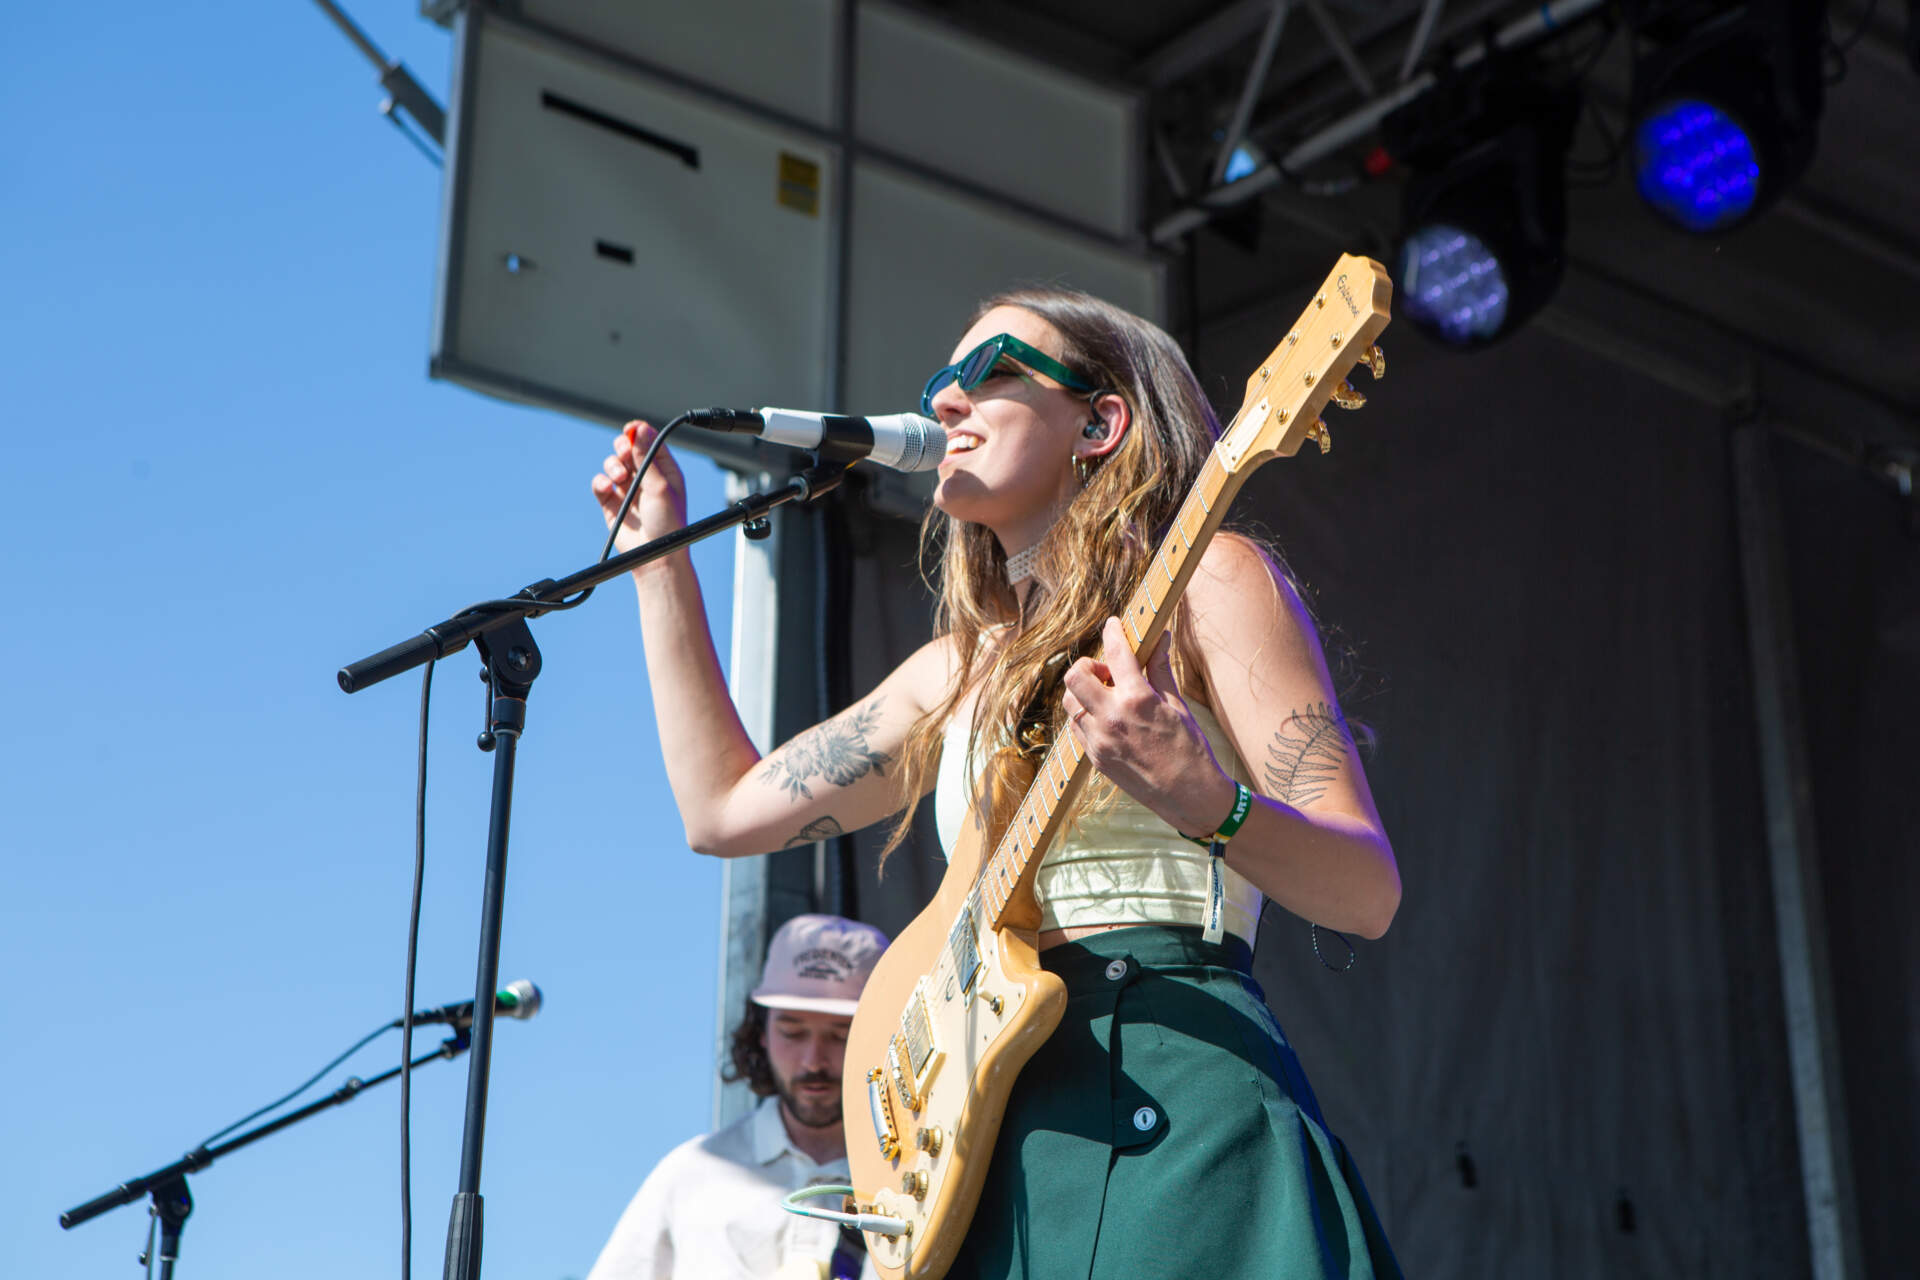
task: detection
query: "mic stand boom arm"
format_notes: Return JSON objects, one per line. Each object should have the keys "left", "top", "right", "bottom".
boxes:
{"left": 334, "top": 458, "right": 850, "bottom": 1280}
{"left": 59, "top": 1031, "right": 472, "bottom": 1274}
{"left": 337, "top": 460, "right": 851, "bottom": 694}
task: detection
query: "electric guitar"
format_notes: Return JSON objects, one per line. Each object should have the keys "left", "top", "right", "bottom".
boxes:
{"left": 841, "top": 254, "right": 1393, "bottom": 1279}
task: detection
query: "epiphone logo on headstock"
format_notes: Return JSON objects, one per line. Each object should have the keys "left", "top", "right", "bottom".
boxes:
{"left": 1335, "top": 273, "right": 1361, "bottom": 318}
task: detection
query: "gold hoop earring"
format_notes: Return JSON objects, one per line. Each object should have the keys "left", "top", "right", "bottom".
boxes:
{"left": 1074, "top": 455, "right": 1093, "bottom": 486}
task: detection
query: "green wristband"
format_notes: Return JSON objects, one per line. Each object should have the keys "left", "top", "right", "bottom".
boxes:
{"left": 1215, "top": 781, "right": 1254, "bottom": 843}
{"left": 1183, "top": 781, "right": 1254, "bottom": 849}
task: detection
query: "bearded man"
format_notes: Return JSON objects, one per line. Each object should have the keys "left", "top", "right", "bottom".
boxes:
{"left": 584, "top": 914, "right": 888, "bottom": 1280}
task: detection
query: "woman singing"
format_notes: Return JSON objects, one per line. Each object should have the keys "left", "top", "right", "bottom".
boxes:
{"left": 592, "top": 288, "right": 1403, "bottom": 1278}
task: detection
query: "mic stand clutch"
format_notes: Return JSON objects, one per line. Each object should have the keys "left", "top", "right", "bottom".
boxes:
{"left": 59, "top": 1032, "right": 473, "bottom": 1276}
{"left": 336, "top": 457, "right": 853, "bottom": 1280}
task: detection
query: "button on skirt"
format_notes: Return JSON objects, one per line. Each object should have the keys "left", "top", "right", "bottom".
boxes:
{"left": 946, "top": 926, "right": 1402, "bottom": 1280}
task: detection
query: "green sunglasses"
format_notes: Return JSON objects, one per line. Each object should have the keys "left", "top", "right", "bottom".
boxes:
{"left": 920, "top": 333, "right": 1095, "bottom": 416}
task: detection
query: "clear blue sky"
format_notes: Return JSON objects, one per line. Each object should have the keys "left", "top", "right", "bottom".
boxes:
{"left": 2, "top": 6, "right": 751, "bottom": 1277}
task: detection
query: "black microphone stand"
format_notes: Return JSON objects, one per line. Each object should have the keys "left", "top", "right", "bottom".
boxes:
{"left": 336, "top": 456, "right": 852, "bottom": 1280}
{"left": 60, "top": 1032, "right": 472, "bottom": 1277}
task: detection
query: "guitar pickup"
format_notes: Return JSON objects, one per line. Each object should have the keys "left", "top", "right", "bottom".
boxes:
{"left": 947, "top": 913, "right": 984, "bottom": 997}
{"left": 890, "top": 984, "right": 943, "bottom": 1112}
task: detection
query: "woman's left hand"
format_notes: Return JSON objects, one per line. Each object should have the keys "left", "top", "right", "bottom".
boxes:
{"left": 1060, "top": 617, "right": 1238, "bottom": 838}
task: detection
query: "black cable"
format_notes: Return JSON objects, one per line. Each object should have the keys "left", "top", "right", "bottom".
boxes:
{"left": 598, "top": 413, "right": 691, "bottom": 564}
{"left": 198, "top": 1022, "right": 392, "bottom": 1148}
{"left": 1566, "top": 100, "right": 1625, "bottom": 188}
{"left": 1310, "top": 923, "right": 1358, "bottom": 972}
{"left": 1823, "top": 39, "right": 1849, "bottom": 84}
{"left": 444, "top": 415, "right": 694, "bottom": 626}
{"left": 399, "top": 657, "right": 432, "bottom": 1280}
{"left": 1256, "top": 899, "right": 1357, "bottom": 972}
{"left": 1830, "top": 0, "right": 1880, "bottom": 52}
{"left": 1546, "top": 16, "right": 1617, "bottom": 84}
{"left": 387, "top": 411, "right": 688, "bottom": 1276}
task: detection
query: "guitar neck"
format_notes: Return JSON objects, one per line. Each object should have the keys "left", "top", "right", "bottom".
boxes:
{"left": 963, "top": 253, "right": 1392, "bottom": 935}
{"left": 978, "top": 446, "right": 1248, "bottom": 932}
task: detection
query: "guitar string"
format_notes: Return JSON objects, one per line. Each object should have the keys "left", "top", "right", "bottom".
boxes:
{"left": 903, "top": 426, "right": 1256, "bottom": 1127}
{"left": 934, "top": 288, "right": 1360, "bottom": 957}
{"left": 913, "top": 376, "right": 1283, "bottom": 1016}
{"left": 876, "top": 282, "right": 1373, "bottom": 1224}
{"left": 883, "top": 370, "right": 1354, "bottom": 1229}
{"left": 962, "top": 406, "right": 1252, "bottom": 944}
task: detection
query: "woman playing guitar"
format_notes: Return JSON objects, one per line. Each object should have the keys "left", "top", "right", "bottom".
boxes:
{"left": 592, "top": 288, "right": 1404, "bottom": 1279}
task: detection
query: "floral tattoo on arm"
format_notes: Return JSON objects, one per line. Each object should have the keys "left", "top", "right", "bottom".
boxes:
{"left": 759, "top": 698, "right": 892, "bottom": 801}
{"left": 1263, "top": 702, "right": 1352, "bottom": 807}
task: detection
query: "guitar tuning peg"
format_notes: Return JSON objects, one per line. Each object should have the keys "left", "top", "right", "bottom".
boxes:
{"left": 1360, "top": 344, "right": 1385, "bottom": 380}
{"left": 1311, "top": 419, "right": 1332, "bottom": 454}
{"left": 1329, "top": 379, "right": 1367, "bottom": 410}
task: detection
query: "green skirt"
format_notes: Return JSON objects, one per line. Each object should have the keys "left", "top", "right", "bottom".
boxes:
{"left": 947, "top": 926, "right": 1401, "bottom": 1280}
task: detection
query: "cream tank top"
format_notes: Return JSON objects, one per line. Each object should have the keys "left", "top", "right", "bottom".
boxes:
{"left": 932, "top": 700, "right": 1265, "bottom": 943}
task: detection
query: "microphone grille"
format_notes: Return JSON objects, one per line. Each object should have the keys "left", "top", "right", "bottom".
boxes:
{"left": 501, "top": 979, "right": 543, "bottom": 1020}
{"left": 894, "top": 414, "right": 947, "bottom": 473}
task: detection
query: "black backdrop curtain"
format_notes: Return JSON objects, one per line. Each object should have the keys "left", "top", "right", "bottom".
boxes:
{"left": 1776, "top": 433, "right": 1920, "bottom": 1275}
{"left": 817, "top": 314, "right": 1912, "bottom": 1277}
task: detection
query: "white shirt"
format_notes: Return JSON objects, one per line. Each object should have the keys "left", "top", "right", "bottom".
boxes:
{"left": 584, "top": 1095, "right": 862, "bottom": 1280}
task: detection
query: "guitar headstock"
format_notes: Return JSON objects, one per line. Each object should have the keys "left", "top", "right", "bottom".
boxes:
{"left": 1217, "top": 254, "right": 1393, "bottom": 471}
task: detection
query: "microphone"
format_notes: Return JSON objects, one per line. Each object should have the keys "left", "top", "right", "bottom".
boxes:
{"left": 686, "top": 408, "right": 946, "bottom": 473}
{"left": 399, "top": 979, "right": 542, "bottom": 1029}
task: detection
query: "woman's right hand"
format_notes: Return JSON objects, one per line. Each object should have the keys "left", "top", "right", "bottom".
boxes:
{"left": 592, "top": 420, "right": 689, "bottom": 563}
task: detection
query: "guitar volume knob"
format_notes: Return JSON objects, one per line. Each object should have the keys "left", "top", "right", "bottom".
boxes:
{"left": 916, "top": 1126, "right": 945, "bottom": 1156}
{"left": 902, "top": 1170, "right": 929, "bottom": 1200}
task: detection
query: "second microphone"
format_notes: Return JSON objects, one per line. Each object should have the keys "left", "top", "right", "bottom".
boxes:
{"left": 399, "top": 979, "right": 543, "bottom": 1029}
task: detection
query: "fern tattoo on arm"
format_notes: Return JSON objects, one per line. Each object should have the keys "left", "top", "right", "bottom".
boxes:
{"left": 1264, "top": 702, "right": 1352, "bottom": 807}
{"left": 759, "top": 699, "right": 892, "bottom": 802}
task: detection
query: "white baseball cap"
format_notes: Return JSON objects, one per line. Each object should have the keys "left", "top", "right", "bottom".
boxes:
{"left": 750, "top": 914, "right": 889, "bottom": 1016}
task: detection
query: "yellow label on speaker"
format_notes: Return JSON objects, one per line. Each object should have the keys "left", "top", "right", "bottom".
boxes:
{"left": 777, "top": 152, "right": 821, "bottom": 216}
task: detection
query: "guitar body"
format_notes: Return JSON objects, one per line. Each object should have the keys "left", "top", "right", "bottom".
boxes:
{"left": 841, "top": 253, "right": 1392, "bottom": 1280}
{"left": 841, "top": 802, "right": 1067, "bottom": 1280}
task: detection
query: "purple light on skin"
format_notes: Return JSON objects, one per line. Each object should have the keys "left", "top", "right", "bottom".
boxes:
{"left": 1400, "top": 224, "right": 1509, "bottom": 344}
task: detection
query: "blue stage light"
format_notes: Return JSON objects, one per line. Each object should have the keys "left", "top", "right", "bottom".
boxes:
{"left": 1386, "top": 74, "right": 1578, "bottom": 349}
{"left": 1398, "top": 225, "right": 1511, "bottom": 345}
{"left": 1222, "top": 145, "right": 1259, "bottom": 184}
{"left": 1627, "top": 0, "right": 1826, "bottom": 236}
{"left": 1634, "top": 99, "right": 1761, "bottom": 231}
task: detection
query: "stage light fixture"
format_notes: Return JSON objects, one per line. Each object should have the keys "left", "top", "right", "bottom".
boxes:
{"left": 1399, "top": 225, "right": 1511, "bottom": 345}
{"left": 1387, "top": 78, "right": 1581, "bottom": 349}
{"left": 1223, "top": 144, "right": 1261, "bottom": 183}
{"left": 1628, "top": 0, "right": 1827, "bottom": 232}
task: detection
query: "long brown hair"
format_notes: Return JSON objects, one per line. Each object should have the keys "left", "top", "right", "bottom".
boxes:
{"left": 721, "top": 998, "right": 776, "bottom": 1097}
{"left": 881, "top": 289, "right": 1224, "bottom": 863}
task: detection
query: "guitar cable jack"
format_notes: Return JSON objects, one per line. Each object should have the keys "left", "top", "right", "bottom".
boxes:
{"left": 781, "top": 1184, "right": 909, "bottom": 1237}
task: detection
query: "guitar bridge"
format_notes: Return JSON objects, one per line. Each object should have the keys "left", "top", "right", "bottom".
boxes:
{"left": 888, "top": 1038, "right": 918, "bottom": 1112}
{"left": 866, "top": 1067, "right": 900, "bottom": 1159}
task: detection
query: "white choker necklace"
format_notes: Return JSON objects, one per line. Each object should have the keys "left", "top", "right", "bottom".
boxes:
{"left": 1003, "top": 540, "right": 1044, "bottom": 585}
